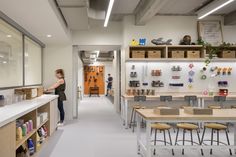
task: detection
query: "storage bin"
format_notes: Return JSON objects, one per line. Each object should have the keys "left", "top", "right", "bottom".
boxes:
{"left": 187, "top": 50, "right": 200, "bottom": 58}
{"left": 37, "top": 87, "right": 44, "bottom": 97}
{"left": 147, "top": 50, "right": 161, "bottom": 58}
{"left": 219, "top": 50, "right": 236, "bottom": 58}
{"left": 131, "top": 50, "right": 145, "bottom": 58}
{"left": 15, "top": 88, "right": 38, "bottom": 100}
{"left": 170, "top": 50, "right": 184, "bottom": 58}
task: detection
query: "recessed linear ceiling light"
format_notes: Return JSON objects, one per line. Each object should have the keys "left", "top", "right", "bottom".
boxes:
{"left": 3, "top": 61, "right": 7, "bottom": 64}
{"left": 6, "top": 35, "right": 12, "bottom": 38}
{"left": 46, "top": 34, "right": 52, "bottom": 38}
{"left": 104, "top": 0, "right": 114, "bottom": 27}
{"left": 198, "top": 0, "right": 235, "bottom": 19}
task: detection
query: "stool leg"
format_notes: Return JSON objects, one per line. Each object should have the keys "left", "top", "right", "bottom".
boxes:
{"left": 210, "top": 129, "right": 214, "bottom": 155}
{"left": 163, "top": 130, "right": 167, "bottom": 146}
{"left": 129, "top": 108, "right": 134, "bottom": 128}
{"left": 182, "top": 129, "right": 185, "bottom": 155}
{"left": 168, "top": 129, "right": 174, "bottom": 156}
{"left": 225, "top": 130, "right": 232, "bottom": 155}
{"left": 196, "top": 129, "right": 204, "bottom": 156}
{"left": 153, "top": 129, "right": 157, "bottom": 155}
{"left": 217, "top": 130, "right": 219, "bottom": 146}
{"left": 175, "top": 128, "right": 179, "bottom": 146}
{"left": 132, "top": 111, "right": 136, "bottom": 132}
{"left": 190, "top": 130, "right": 193, "bottom": 145}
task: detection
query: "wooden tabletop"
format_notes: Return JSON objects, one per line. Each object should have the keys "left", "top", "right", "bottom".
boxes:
{"left": 136, "top": 109, "right": 236, "bottom": 121}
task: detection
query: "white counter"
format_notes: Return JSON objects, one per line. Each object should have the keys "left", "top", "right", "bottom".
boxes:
{"left": 0, "top": 94, "right": 58, "bottom": 128}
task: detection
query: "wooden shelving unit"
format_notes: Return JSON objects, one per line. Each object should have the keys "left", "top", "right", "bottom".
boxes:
{"left": 127, "top": 45, "right": 236, "bottom": 62}
{"left": 16, "top": 129, "right": 37, "bottom": 149}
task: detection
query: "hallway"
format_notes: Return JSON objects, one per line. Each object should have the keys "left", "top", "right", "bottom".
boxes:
{"left": 38, "top": 97, "right": 137, "bottom": 157}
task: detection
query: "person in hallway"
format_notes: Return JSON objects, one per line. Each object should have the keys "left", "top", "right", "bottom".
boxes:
{"left": 106, "top": 74, "right": 113, "bottom": 96}
{"left": 46, "top": 69, "right": 66, "bottom": 126}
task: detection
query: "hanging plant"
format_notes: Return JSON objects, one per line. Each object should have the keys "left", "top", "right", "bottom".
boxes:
{"left": 197, "top": 38, "right": 232, "bottom": 66}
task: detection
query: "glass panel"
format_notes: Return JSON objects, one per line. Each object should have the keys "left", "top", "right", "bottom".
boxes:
{"left": 0, "top": 19, "right": 23, "bottom": 88}
{"left": 24, "top": 37, "right": 42, "bottom": 85}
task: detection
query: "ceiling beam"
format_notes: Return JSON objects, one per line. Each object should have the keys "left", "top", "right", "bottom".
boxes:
{"left": 224, "top": 10, "right": 236, "bottom": 25}
{"left": 135, "top": 0, "right": 170, "bottom": 25}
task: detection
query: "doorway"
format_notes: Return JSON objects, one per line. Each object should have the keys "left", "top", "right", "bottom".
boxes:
{"left": 72, "top": 45, "right": 121, "bottom": 118}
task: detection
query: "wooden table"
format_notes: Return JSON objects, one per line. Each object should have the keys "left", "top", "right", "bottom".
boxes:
{"left": 121, "top": 94, "right": 236, "bottom": 129}
{"left": 136, "top": 109, "right": 236, "bottom": 157}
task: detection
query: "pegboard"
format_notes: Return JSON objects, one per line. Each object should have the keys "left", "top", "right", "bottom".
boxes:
{"left": 84, "top": 65, "right": 105, "bottom": 95}
{"left": 126, "top": 61, "right": 236, "bottom": 94}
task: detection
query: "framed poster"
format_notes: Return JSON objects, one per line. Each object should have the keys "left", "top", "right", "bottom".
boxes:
{"left": 197, "top": 21, "right": 223, "bottom": 46}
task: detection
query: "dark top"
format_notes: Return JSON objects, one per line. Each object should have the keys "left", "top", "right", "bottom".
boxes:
{"left": 55, "top": 79, "right": 67, "bottom": 101}
{"left": 107, "top": 77, "right": 113, "bottom": 87}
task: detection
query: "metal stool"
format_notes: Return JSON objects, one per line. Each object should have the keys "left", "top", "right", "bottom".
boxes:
{"left": 201, "top": 123, "right": 232, "bottom": 155}
{"left": 160, "top": 96, "right": 176, "bottom": 132}
{"left": 208, "top": 96, "right": 226, "bottom": 109}
{"left": 208, "top": 96, "right": 229, "bottom": 132}
{"left": 151, "top": 123, "right": 174, "bottom": 155}
{"left": 129, "top": 96, "right": 146, "bottom": 132}
{"left": 175, "top": 123, "right": 203, "bottom": 155}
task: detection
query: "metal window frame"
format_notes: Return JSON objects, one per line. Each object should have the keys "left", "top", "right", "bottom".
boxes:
{"left": 0, "top": 11, "right": 44, "bottom": 90}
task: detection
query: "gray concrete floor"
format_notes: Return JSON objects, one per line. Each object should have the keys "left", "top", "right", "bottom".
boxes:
{"left": 39, "top": 97, "right": 236, "bottom": 157}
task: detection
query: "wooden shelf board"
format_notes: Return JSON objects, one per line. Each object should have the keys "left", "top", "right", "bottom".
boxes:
{"left": 16, "top": 129, "right": 37, "bottom": 149}
{"left": 129, "top": 45, "right": 166, "bottom": 48}
{"left": 36, "top": 119, "right": 49, "bottom": 130}
{"left": 126, "top": 58, "right": 236, "bottom": 62}
{"left": 126, "top": 58, "right": 205, "bottom": 62}
{"left": 167, "top": 45, "right": 203, "bottom": 48}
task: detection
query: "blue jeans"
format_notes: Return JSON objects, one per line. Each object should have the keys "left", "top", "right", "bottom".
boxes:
{"left": 58, "top": 100, "right": 65, "bottom": 122}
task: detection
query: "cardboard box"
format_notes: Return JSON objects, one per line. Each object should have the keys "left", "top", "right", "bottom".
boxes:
{"left": 131, "top": 50, "right": 145, "bottom": 58}
{"left": 187, "top": 50, "right": 200, "bottom": 58}
{"left": 15, "top": 88, "right": 38, "bottom": 100}
{"left": 147, "top": 50, "right": 161, "bottom": 58}
{"left": 219, "top": 50, "right": 236, "bottom": 58}
{"left": 37, "top": 86, "right": 44, "bottom": 97}
{"left": 170, "top": 50, "right": 185, "bottom": 58}
{"left": 153, "top": 107, "right": 180, "bottom": 115}
{"left": 184, "top": 107, "right": 213, "bottom": 115}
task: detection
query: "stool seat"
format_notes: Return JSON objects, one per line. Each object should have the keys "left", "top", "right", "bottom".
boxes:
{"left": 177, "top": 123, "right": 198, "bottom": 130}
{"left": 151, "top": 123, "right": 172, "bottom": 130}
{"left": 208, "top": 105, "right": 221, "bottom": 109}
{"left": 205, "top": 123, "right": 227, "bottom": 130}
{"left": 180, "top": 105, "right": 190, "bottom": 109}
{"left": 231, "top": 105, "right": 236, "bottom": 109}
{"left": 132, "top": 105, "right": 142, "bottom": 109}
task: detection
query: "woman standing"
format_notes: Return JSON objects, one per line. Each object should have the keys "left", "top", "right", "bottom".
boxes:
{"left": 46, "top": 69, "right": 66, "bottom": 126}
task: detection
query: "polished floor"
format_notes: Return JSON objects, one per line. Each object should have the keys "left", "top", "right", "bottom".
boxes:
{"left": 39, "top": 97, "right": 235, "bottom": 157}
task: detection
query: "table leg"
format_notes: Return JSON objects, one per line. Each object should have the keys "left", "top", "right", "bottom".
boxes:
{"left": 146, "top": 121, "right": 152, "bottom": 157}
{"left": 234, "top": 122, "right": 236, "bottom": 154}
{"left": 198, "top": 98, "right": 201, "bottom": 108}
{"left": 121, "top": 97, "right": 124, "bottom": 125}
{"left": 201, "top": 98, "right": 205, "bottom": 108}
{"left": 137, "top": 114, "right": 141, "bottom": 154}
{"left": 125, "top": 99, "right": 128, "bottom": 129}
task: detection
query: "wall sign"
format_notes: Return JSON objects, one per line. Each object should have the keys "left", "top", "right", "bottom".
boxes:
{"left": 197, "top": 21, "right": 223, "bottom": 46}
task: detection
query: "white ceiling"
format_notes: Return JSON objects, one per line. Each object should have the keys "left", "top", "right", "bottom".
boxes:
{"left": 112, "top": 0, "right": 140, "bottom": 14}
{"left": 157, "top": 0, "right": 209, "bottom": 15}
{"left": 214, "top": 1, "right": 236, "bottom": 14}
{"left": 0, "top": 0, "right": 71, "bottom": 45}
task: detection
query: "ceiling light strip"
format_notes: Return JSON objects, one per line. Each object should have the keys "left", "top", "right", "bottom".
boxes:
{"left": 104, "top": 0, "right": 114, "bottom": 27}
{"left": 198, "top": 0, "right": 235, "bottom": 19}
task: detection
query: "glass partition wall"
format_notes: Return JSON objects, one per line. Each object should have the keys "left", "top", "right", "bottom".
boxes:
{"left": 0, "top": 18, "right": 42, "bottom": 89}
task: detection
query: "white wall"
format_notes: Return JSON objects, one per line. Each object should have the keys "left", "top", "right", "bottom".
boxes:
{"left": 123, "top": 15, "right": 236, "bottom": 47}
{"left": 121, "top": 15, "right": 236, "bottom": 95}
{"left": 77, "top": 57, "right": 83, "bottom": 95}
{"left": 43, "top": 44, "right": 73, "bottom": 120}
{"left": 72, "top": 20, "right": 123, "bottom": 45}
